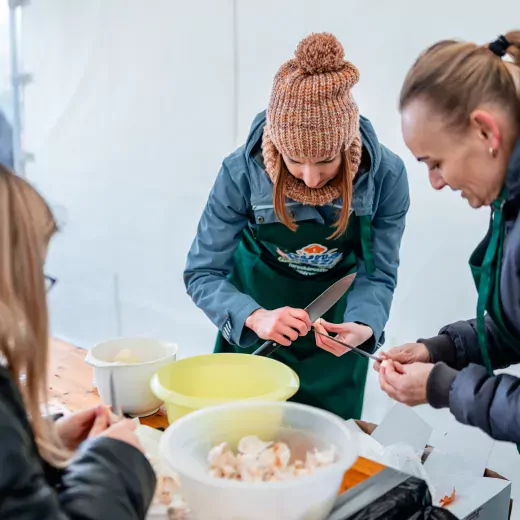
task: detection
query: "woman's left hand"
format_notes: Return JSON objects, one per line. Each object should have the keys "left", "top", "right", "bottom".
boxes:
{"left": 314, "top": 320, "right": 373, "bottom": 356}
{"left": 55, "top": 405, "right": 112, "bottom": 451}
{"left": 378, "top": 360, "right": 434, "bottom": 406}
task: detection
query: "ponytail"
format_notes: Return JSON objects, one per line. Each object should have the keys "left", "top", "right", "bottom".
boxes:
{"left": 503, "top": 31, "right": 520, "bottom": 97}
{"left": 400, "top": 29, "right": 520, "bottom": 129}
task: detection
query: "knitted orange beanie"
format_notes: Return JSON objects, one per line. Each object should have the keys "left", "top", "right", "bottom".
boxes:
{"left": 263, "top": 33, "right": 362, "bottom": 206}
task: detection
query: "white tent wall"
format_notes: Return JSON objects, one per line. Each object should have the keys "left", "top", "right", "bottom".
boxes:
{"left": 23, "top": 0, "right": 235, "bottom": 352}
{"left": 21, "top": 0, "right": 520, "bottom": 509}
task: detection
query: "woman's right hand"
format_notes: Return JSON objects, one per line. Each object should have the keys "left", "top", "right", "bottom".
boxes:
{"left": 99, "top": 419, "right": 144, "bottom": 453}
{"left": 245, "top": 307, "right": 311, "bottom": 346}
{"left": 374, "top": 342, "right": 431, "bottom": 372}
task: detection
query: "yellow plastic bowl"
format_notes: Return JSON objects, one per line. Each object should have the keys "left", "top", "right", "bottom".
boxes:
{"left": 150, "top": 353, "right": 300, "bottom": 426}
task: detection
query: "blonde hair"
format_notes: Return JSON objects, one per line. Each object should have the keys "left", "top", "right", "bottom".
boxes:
{"left": 0, "top": 165, "right": 68, "bottom": 466}
{"left": 399, "top": 31, "right": 520, "bottom": 128}
{"left": 273, "top": 150, "right": 354, "bottom": 239}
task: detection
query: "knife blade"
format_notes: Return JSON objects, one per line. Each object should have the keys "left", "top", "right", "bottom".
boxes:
{"left": 109, "top": 369, "right": 123, "bottom": 421}
{"left": 313, "top": 328, "right": 382, "bottom": 362}
{"left": 253, "top": 273, "right": 356, "bottom": 357}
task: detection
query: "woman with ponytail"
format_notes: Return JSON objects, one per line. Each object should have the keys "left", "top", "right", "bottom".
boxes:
{"left": 0, "top": 165, "right": 156, "bottom": 518}
{"left": 377, "top": 32, "right": 520, "bottom": 444}
{"left": 185, "top": 33, "right": 409, "bottom": 419}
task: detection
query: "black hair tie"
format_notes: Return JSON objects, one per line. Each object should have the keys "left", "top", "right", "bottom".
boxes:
{"left": 489, "top": 35, "right": 510, "bottom": 57}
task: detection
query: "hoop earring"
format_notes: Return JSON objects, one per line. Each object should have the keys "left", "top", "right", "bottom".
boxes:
{"left": 489, "top": 147, "right": 498, "bottom": 158}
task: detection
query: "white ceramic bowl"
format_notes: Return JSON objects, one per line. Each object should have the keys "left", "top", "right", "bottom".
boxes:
{"left": 86, "top": 337, "right": 177, "bottom": 417}
{"left": 160, "top": 401, "right": 358, "bottom": 520}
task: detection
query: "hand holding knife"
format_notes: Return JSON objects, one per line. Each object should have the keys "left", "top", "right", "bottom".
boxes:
{"left": 253, "top": 273, "right": 357, "bottom": 357}
{"left": 252, "top": 273, "right": 382, "bottom": 362}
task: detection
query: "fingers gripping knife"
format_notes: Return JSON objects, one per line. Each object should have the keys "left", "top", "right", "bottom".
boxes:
{"left": 252, "top": 273, "right": 356, "bottom": 357}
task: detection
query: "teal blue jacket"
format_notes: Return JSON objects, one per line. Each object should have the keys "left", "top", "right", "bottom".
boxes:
{"left": 184, "top": 111, "right": 409, "bottom": 352}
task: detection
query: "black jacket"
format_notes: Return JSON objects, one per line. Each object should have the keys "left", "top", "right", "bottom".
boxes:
{"left": 421, "top": 139, "right": 520, "bottom": 444}
{"left": 0, "top": 366, "right": 156, "bottom": 519}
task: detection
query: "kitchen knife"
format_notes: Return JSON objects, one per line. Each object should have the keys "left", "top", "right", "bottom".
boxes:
{"left": 313, "top": 328, "right": 382, "bottom": 362}
{"left": 253, "top": 273, "right": 356, "bottom": 357}
{"left": 109, "top": 369, "right": 123, "bottom": 421}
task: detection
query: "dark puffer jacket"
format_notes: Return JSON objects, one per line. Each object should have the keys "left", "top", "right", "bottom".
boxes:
{"left": 0, "top": 366, "right": 156, "bottom": 519}
{"left": 421, "top": 139, "right": 520, "bottom": 443}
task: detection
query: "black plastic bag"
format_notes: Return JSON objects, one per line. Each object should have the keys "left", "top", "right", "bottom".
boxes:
{"left": 339, "top": 476, "right": 457, "bottom": 520}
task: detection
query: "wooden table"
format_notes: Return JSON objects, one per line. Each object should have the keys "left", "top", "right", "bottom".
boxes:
{"left": 48, "top": 339, "right": 384, "bottom": 491}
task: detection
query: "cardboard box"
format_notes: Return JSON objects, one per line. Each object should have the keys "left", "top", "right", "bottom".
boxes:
{"left": 349, "top": 404, "right": 512, "bottom": 520}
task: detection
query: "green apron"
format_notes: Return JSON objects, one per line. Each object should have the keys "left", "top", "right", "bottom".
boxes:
{"left": 469, "top": 188, "right": 520, "bottom": 452}
{"left": 469, "top": 188, "right": 520, "bottom": 371}
{"left": 215, "top": 213, "right": 375, "bottom": 420}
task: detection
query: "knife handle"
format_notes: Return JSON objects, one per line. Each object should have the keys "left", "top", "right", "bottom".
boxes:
{"left": 253, "top": 340, "right": 280, "bottom": 357}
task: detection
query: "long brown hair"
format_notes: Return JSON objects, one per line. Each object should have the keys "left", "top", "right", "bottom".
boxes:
{"left": 399, "top": 31, "right": 520, "bottom": 128}
{"left": 272, "top": 150, "right": 354, "bottom": 239}
{"left": 0, "top": 165, "right": 67, "bottom": 466}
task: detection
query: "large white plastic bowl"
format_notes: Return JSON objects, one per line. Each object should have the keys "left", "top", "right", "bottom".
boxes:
{"left": 160, "top": 401, "right": 358, "bottom": 520}
{"left": 85, "top": 337, "right": 177, "bottom": 417}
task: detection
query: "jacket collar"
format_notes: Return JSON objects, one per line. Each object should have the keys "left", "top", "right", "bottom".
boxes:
{"left": 505, "top": 138, "right": 520, "bottom": 200}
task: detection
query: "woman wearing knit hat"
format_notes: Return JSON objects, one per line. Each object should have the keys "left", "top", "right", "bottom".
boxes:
{"left": 185, "top": 33, "right": 409, "bottom": 419}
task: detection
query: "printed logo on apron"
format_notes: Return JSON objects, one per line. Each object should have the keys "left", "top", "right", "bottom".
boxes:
{"left": 275, "top": 243, "right": 344, "bottom": 276}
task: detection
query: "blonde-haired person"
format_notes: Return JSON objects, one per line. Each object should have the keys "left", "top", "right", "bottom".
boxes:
{"left": 0, "top": 165, "right": 156, "bottom": 518}
{"left": 376, "top": 33, "right": 520, "bottom": 443}
{"left": 185, "top": 33, "right": 409, "bottom": 420}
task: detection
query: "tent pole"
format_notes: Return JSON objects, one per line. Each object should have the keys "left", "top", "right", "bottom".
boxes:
{"left": 8, "top": 0, "right": 31, "bottom": 177}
